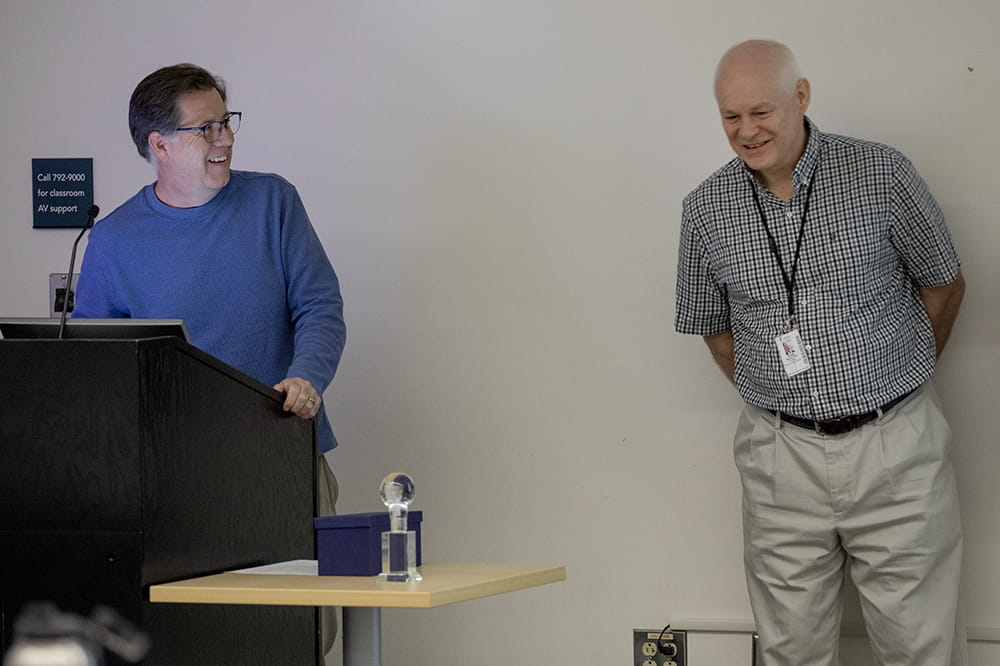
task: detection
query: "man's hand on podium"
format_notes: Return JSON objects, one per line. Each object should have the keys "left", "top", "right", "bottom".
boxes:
{"left": 273, "top": 377, "right": 322, "bottom": 419}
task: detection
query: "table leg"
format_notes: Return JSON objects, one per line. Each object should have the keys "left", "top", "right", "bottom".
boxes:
{"left": 342, "top": 607, "right": 382, "bottom": 666}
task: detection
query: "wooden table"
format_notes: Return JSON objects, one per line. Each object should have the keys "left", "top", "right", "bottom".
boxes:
{"left": 149, "top": 561, "right": 566, "bottom": 665}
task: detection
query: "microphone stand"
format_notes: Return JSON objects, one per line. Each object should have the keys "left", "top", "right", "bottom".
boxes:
{"left": 57, "top": 204, "right": 100, "bottom": 340}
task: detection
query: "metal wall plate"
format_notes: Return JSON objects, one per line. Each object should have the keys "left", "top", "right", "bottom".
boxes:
{"left": 633, "top": 628, "right": 687, "bottom": 666}
{"left": 49, "top": 273, "right": 78, "bottom": 318}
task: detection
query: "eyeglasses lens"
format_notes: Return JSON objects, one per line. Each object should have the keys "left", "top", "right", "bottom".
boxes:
{"left": 204, "top": 113, "right": 241, "bottom": 142}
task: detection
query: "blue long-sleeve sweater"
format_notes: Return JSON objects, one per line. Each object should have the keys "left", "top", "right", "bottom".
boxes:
{"left": 75, "top": 170, "right": 346, "bottom": 454}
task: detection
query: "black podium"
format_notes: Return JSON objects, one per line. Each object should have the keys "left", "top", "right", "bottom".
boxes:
{"left": 0, "top": 337, "right": 318, "bottom": 664}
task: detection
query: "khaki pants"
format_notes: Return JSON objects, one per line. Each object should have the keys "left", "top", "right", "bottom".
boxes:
{"left": 317, "top": 453, "right": 339, "bottom": 659}
{"left": 734, "top": 384, "right": 967, "bottom": 665}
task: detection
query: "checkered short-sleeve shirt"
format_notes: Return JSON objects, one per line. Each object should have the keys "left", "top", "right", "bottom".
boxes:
{"left": 675, "top": 118, "right": 960, "bottom": 420}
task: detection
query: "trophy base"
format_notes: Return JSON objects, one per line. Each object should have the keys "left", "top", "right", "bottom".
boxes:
{"left": 376, "top": 570, "right": 423, "bottom": 583}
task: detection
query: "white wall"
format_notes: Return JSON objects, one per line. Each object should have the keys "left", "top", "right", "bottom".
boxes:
{"left": 2, "top": 2, "right": 998, "bottom": 664}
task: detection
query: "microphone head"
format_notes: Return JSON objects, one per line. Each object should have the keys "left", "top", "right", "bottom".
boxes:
{"left": 87, "top": 204, "right": 100, "bottom": 218}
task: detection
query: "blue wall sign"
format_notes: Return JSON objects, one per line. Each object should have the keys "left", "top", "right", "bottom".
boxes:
{"left": 32, "top": 158, "right": 95, "bottom": 229}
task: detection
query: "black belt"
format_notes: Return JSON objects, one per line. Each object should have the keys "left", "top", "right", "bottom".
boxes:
{"left": 775, "top": 389, "right": 915, "bottom": 436}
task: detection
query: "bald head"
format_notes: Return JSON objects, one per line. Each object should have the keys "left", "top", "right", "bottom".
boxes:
{"left": 715, "top": 40, "right": 803, "bottom": 99}
{"left": 712, "top": 40, "right": 810, "bottom": 196}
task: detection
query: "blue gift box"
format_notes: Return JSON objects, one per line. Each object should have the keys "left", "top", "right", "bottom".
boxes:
{"left": 314, "top": 511, "right": 423, "bottom": 576}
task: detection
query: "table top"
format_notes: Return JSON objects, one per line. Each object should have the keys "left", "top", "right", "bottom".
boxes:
{"left": 149, "top": 561, "right": 566, "bottom": 609}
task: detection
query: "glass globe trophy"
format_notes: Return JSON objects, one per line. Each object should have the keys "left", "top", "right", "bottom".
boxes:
{"left": 377, "top": 473, "right": 422, "bottom": 582}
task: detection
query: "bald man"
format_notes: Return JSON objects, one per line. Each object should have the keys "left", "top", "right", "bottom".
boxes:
{"left": 675, "top": 40, "right": 967, "bottom": 665}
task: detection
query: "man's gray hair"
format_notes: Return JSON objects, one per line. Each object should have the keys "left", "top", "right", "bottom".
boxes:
{"left": 716, "top": 39, "right": 804, "bottom": 95}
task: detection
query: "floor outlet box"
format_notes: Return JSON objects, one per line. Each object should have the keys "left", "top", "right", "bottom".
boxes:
{"left": 633, "top": 628, "right": 687, "bottom": 666}
{"left": 49, "top": 273, "right": 79, "bottom": 318}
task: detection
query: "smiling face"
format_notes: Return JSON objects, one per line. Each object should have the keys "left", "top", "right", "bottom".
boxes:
{"left": 149, "top": 88, "right": 234, "bottom": 208}
{"left": 714, "top": 41, "right": 810, "bottom": 194}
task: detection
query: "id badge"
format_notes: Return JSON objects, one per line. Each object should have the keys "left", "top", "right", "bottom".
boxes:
{"left": 775, "top": 329, "right": 811, "bottom": 377}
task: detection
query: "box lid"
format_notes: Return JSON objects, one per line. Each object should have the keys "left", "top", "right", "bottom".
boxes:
{"left": 314, "top": 511, "right": 422, "bottom": 530}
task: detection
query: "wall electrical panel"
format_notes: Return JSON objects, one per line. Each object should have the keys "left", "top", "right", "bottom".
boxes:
{"left": 633, "top": 628, "right": 687, "bottom": 666}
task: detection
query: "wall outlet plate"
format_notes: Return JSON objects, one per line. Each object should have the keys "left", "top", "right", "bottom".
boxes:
{"left": 49, "top": 273, "right": 79, "bottom": 318}
{"left": 633, "top": 628, "right": 687, "bottom": 666}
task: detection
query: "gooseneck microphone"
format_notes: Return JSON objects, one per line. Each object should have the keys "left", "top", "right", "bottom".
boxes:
{"left": 57, "top": 204, "right": 100, "bottom": 340}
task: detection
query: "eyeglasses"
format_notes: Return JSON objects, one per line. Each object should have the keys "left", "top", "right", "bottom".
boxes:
{"left": 173, "top": 111, "right": 242, "bottom": 143}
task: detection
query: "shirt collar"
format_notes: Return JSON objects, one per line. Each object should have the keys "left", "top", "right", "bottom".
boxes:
{"left": 793, "top": 116, "right": 823, "bottom": 190}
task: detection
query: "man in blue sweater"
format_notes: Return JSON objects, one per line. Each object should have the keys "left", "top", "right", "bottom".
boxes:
{"left": 77, "top": 61, "right": 345, "bottom": 466}
{"left": 74, "top": 64, "right": 346, "bottom": 653}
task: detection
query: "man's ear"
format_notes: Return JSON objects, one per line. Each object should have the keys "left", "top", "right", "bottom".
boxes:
{"left": 795, "top": 78, "right": 811, "bottom": 113}
{"left": 147, "top": 131, "right": 170, "bottom": 162}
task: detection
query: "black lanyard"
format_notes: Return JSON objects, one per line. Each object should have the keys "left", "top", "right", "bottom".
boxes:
{"left": 750, "top": 173, "right": 816, "bottom": 325}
